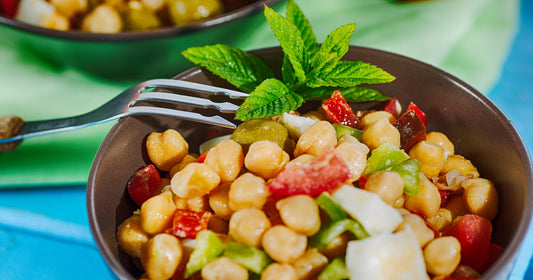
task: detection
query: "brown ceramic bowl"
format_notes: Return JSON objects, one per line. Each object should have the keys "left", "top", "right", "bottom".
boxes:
{"left": 87, "top": 46, "right": 533, "bottom": 279}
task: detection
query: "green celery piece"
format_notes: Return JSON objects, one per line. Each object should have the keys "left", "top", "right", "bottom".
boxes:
{"left": 181, "top": 44, "right": 274, "bottom": 93}
{"left": 318, "top": 23, "right": 355, "bottom": 61}
{"left": 332, "top": 123, "right": 363, "bottom": 141}
{"left": 235, "top": 78, "right": 304, "bottom": 121}
{"left": 390, "top": 158, "right": 421, "bottom": 196}
{"left": 286, "top": 0, "right": 318, "bottom": 58}
{"left": 316, "top": 192, "right": 347, "bottom": 222}
{"left": 264, "top": 5, "right": 307, "bottom": 82}
{"left": 307, "top": 60, "right": 396, "bottom": 88}
{"left": 363, "top": 142, "right": 410, "bottom": 176}
{"left": 223, "top": 241, "right": 273, "bottom": 274}
{"left": 298, "top": 86, "right": 390, "bottom": 102}
{"left": 310, "top": 219, "right": 369, "bottom": 249}
{"left": 317, "top": 258, "right": 349, "bottom": 280}
{"left": 184, "top": 230, "right": 225, "bottom": 278}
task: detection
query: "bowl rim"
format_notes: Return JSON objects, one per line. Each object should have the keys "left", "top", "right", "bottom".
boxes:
{"left": 87, "top": 45, "right": 533, "bottom": 279}
{"left": 0, "top": 0, "right": 282, "bottom": 42}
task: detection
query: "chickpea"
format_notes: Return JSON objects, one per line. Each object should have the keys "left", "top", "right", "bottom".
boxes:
{"left": 364, "top": 170, "right": 404, "bottom": 205}
{"left": 43, "top": 11, "right": 70, "bottom": 30}
{"left": 174, "top": 195, "right": 209, "bottom": 212}
{"left": 442, "top": 154, "right": 480, "bottom": 178}
{"left": 208, "top": 182, "right": 233, "bottom": 220}
{"left": 362, "top": 117, "right": 401, "bottom": 150}
{"left": 426, "top": 132, "right": 455, "bottom": 156}
{"left": 204, "top": 139, "right": 244, "bottom": 183}
{"left": 229, "top": 208, "right": 271, "bottom": 248}
{"left": 444, "top": 195, "right": 468, "bottom": 219}
{"left": 276, "top": 195, "right": 321, "bottom": 236}
{"left": 302, "top": 110, "right": 326, "bottom": 121}
{"left": 116, "top": 214, "right": 149, "bottom": 259}
{"left": 409, "top": 140, "right": 446, "bottom": 178}
{"left": 140, "top": 0, "right": 164, "bottom": 10}
{"left": 169, "top": 154, "right": 197, "bottom": 178}
{"left": 245, "top": 140, "right": 290, "bottom": 179}
{"left": 208, "top": 215, "right": 229, "bottom": 234}
{"left": 319, "top": 232, "right": 350, "bottom": 260}
{"left": 404, "top": 173, "right": 440, "bottom": 218}
{"left": 142, "top": 233, "right": 182, "bottom": 280}
{"left": 50, "top": 0, "right": 87, "bottom": 18}
{"left": 201, "top": 257, "right": 248, "bottom": 280}
{"left": 261, "top": 263, "right": 298, "bottom": 280}
{"left": 140, "top": 191, "right": 176, "bottom": 234}
{"left": 397, "top": 212, "right": 434, "bottom": 247}
{"left": 335, "top": 135, "right": 369, "bottom": 182}
{"left": 462, "top": 178, "right": 499, "bottom": 220}
{"left": 171, "top": 162, "right": 220, "bottom": 198}
{"left": 294, "top": 121, "right": 337, "bottom": 157}
{"left": 229, "top": 173, "right": 270, "bottom": 211}
{"left": 424, "top": 236, "right": 461, "bottom": 276}
{"left": 361, "top": 111, "right": 396, "bottom": 130}
{"left": 262, "top": 225, "right": 307, "bottom": 263}
{"left": 286, "top": 154, "right": 316, "bottom": 168}
{"left": 81, "top": 5, "right": 123, "bottom": 33}
{"left": 145, "top": 129, "right": 189, "bottom": 172}
{"left": 425, "top": 208, "right": 453, "bottom": 232}
{"left": 292, "top": 248, "right": 328, "bottom": 280}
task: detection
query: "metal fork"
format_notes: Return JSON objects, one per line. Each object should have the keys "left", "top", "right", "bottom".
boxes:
{"left": 0, "top": 79, "right": 249, "bottom": 146}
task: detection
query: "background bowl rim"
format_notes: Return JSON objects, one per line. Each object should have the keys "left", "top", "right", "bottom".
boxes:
{"left": 0, "top": 0, "right": 282, "bottom": 42}
{"left": 87, "top": 45, "right": 533, "bottom": 279}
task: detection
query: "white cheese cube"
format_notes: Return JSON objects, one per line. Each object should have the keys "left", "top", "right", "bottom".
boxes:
{"left": 279, "top": 112, "right": 317, "bottom": 139}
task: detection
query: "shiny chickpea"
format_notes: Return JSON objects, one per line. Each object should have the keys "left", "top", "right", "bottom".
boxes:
{"left": 409, "top": 140, "right": 446, "bottom": 178}
{"left": 116, "top": 214, "right": 149, "bottom": 259}
{"left": 174, "top": 194, "right": 209, "bottom": 212}
{"left": 294, "top": 121, "right": 337, "bottom": 157}
{"left": 204, "top": 139, "right": 244, "bottom": 183}
{"left": 361, "top": 111, "right": 396, "bottom": 130}
{"left": 145, "top": 129, "right": 189, "bottom": 171}
{"left": 169, "top": 154, "right": 197, "bottom": 178}
{"left": 364, "top": 170, "right": 404, "bottom": 205}
{"left": 425, "top": 208, "right": 453, "bottom": 232}
{"left": 442, "top": 154, "right": 480, "bottom": 178}
{"left": 362, "top": 118, "right": 401, "bottom": 150}
{"left": 276, "top": 195, "right": 320, "bottom": 236}
{"left": 142, "top": 233, "right": 182, "bottom": 280}
{"left": 462, "top": 178, "right": 499, "bottom": 220}
{"left": 208, "top": 182, "right": 233, "bottom": 220}
{"left": 201, "top": 257, "right": 248, "bottom": 280}
{"left": 50, "top": 0, "right": 88, "bottom": 18}
{"left": 140, "top": 191, "right": 176, "bottom": 234}
{"left": 261, "top": 263, "right": 298, "bottom": 280}
{"left": 262, "top": 225, "right": 307, "bottom": 263}
{"left": 43, "top": 12, "right": 70, "bottom": 30}
{"left": 424, "top": 236, "right": 461, "bottom": 276}
{"left": 404, "top": 173, "right": 440, "bottom": 218}
{"left": 397, "top": 212, "right": 434, "bottom": 247}
{"left": 335, "top": 135, "right": 369, "bottom": 182}
{"left": 245, "top": 140, "right": 290, "bottom": 179}
{"left": 229, "top": 173, "right": 269, "bottom": 211}
{"left": 171, "top": 162, "right": 220, "bottom": 198}
{"left": 292, "top": 248, "right": 328, "bottom": 280}
{"left": 426, "top": 132, "right": 455, "bottom": 156}
{"left": 229, "top": 208, "right": 271, "bottom": 248}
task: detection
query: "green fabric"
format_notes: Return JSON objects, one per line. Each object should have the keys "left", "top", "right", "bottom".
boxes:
{"left": 0, "top": 0, "right": 518, "bottom": 187}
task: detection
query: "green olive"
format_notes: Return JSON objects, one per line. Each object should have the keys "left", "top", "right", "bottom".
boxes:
{"left": 121, "top": 1, "right": 161, "bottom": 31}
{"left": 167, "top": 0, "right": 223, "bottom": 26}
{"left": 231, "top": 119, "right": 294, "bottom": 154}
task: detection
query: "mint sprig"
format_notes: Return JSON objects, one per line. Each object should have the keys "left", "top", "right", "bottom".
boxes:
{"left": 182, "top": 0, "right": 396, "bottom": 121}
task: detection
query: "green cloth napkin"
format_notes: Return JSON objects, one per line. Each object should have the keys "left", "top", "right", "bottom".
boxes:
{"left": 0, "top": 0, "right": 518, "bottom": 187}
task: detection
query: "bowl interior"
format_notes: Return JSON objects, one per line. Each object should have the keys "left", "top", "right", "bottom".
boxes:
{"left": 87, "top": 46, "right": 533, "bottom": 279}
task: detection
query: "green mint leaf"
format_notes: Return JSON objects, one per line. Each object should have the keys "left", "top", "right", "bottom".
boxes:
{"left": 308, "top": 50, "right": 339, "bottom": 80}
{"left": 319, "top": 23, "right": 355, "bottom": 60}
{"left": 182, "top": 44, "right": 274, "bottom": 93}
{"left": 286, "top": 0, "right": 319, "bottom": 58}
{"left": 282, "top": 55, "right": 296, "bottom": 87}
{"left": 306, "top": 60, "right": 396, "bottom": 88}
{"left": 264, "top": 5, "right": 307, "bottom": 82}
{"left": 298, "top": 86, "right": 391, "bottom": 102}
{"left": 236, "top": 78, "right": 304, "bottom": 121}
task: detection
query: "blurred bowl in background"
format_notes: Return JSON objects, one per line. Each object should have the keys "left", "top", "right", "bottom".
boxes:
{"left": 0, "top": 0, "right": 282, "bottom": 81}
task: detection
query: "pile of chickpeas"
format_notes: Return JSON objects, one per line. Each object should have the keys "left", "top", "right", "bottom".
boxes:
{"left": 116, "top": 106, "right": 499, "bottom": 280}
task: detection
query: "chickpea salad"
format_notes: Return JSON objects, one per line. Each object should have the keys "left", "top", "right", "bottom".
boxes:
{"left": 116, "top": 90, "right": 501, "bottom": 280}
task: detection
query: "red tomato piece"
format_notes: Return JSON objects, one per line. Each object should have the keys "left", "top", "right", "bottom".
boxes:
{"left": 444, "top": 214, "right": 493, "bottom": 272}
{"left": 197, "top": 150, "right": 209, "bottom": 163}
{"left": 171, "top": 209, "right": 211, "bottom": 239}
{"left": 0, "top": 0, "right": 19, "bottom": 18}
{"left": 393, "top": 110, "right": 426, "bottom": 152}
{"left": 478, "top": 243, "right": 504, "bottom": 273}
{"left": 127, "top": 164, "right": 163, "bottom": 206}
{"left": 382, "top": 97, "right": 401, "bottom": 118}
{"left": 322, "top": 90, "right": 360, "bottom": 128}
{"left": 438, "top": 189, "right": 451, "bottom": 207}
{"left": 406, "top": 102, "right": 427, "bottom": 126}
{"left": 267, "top": 146, "right": 351, "bottom": 196}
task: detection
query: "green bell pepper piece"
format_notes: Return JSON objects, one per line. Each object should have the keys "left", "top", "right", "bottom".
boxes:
{"left": 223, "top": 241, "right": 273, "bottom": 274}
{"left": 332, "top": 123, "right": 363, "bottom": 141}
{"left": 317, "top": 257, "right": 349, "bottom": 280}
{"left": 310, "top": 219, "right": 369, "bottom": 249}
{"left": 184, "top": 230, "right": 225, "bottom": 278}
{"left": 390, "top": 158, "right": 421, "bottom": 196}
{"left": 316, "top": 192, "right": 347, "bottom": 222}
{"left": 363, "top": 142, "right": 410, "bottom": 176}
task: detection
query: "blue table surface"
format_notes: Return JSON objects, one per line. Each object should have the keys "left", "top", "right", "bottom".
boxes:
{"left": 1, "top": 1, "right": 532, "bottom": 279}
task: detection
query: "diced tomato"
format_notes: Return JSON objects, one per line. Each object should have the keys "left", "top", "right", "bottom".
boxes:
{"left": 0, "top": 0, "right": 19, "bottom": 18}
{"left": 438, "top": 189, "right": 451, "bottom": 207}
{"left": 197, "top": 150, "right": 209, "bottom": 163}
{"left": 127, "top": 164, "right": 163, "bottom": 206}
{"left": 267, "top": 146, "right": 351, "bottom": 196}
{"left": 405, "top": 102, "right": 427, "bottom": 126}
{"left": 478, "top": 243, "right": 504, "bottom": 273}
{"left": 322, "top": 90, "right": 360, "bottom": 129}
{"left": 444, "top": 214, "right": 493, "bottom": 272}
{"left": 171, "top": 209, "right": 211, "bottom": 239}
{"left": 393, "top": 110, "right": 426, "bottom": 152}
{"left": 382, "top": 97, "right": 401, "bottom": 118}
{"left": 357, "top": 175, "right": 367, "bottom": 188}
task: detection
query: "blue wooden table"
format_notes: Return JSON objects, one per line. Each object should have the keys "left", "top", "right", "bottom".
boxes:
{"left": 0, "top": 0, "right": 531, "bottom": 279}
